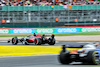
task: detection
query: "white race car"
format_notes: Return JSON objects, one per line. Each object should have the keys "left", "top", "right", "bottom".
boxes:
{"left": 58, "top": 42, "right": 100, "bottom": 65}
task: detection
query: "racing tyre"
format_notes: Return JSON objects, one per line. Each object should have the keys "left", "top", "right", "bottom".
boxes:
{"left": 41, "top": 37, "right": 46, "bottom": 44}
{"left": 48, "top": 38, "right": 55, "bottom": 45}
{"left": 87, "top": 51, "right": 100, "bottom": 65}
{"left": 58, "top": 50, "right": 71, "bottom": 64}
{"left": 12, "top": 37, "right": 18, "bottom": 45}
{"left": 34, "top": 38, "right": 42, "bottom": 45}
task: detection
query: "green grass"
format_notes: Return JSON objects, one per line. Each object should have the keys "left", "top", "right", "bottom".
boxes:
{"left": 0, "top": 32, "right": 100, "bottom": 37}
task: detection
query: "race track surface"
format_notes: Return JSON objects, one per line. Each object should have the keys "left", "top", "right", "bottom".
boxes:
{"left": 0, "top": 41, "right": 100, "bottom": 67}
{"left": 0, "top": 55, "right": 100, "bottom": 67}
{"left": 0, "top": 41, "right": 96, "bottom": 46}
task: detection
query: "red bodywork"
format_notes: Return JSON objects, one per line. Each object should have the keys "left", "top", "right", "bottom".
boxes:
{"left": 27, "top": 34, "right": 42, "bottom": 43}
{"left": 70, "top": 50, "right": 78, "bottom": 53}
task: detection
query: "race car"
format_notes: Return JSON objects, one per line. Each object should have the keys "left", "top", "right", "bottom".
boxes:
{"left": 8, "top": 33, "right": 55, "bottom": 45}
{"left": 58, "top": 43, "right": 100, "bottom": 65}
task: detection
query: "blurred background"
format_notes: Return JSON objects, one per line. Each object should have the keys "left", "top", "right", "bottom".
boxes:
{"left": 0, "top": 0, "right": 100, "bottom": 27}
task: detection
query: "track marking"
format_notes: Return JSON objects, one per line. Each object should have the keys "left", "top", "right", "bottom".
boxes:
{"left": 77, "top": 42, "right": 93, "bottom": 43}
{"left": 0, "top": 54, "right": 58, "bottom": 58}
{"left": 0, "top": 41, "right": 7, "bottom": 42}
{"left": 0, "top": 41, "right": 59, "bottom": 44}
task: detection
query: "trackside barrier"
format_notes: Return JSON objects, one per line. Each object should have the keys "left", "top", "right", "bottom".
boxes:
{"left": 55, "top": 28, "right": 80, "bottom": 33}
{"left": 1, "top": 27, "right": 100, "bottom": 34}
{"left": 80, "top": 27, "right": 100, "bottom": 32}
{"left": 0, "top": 29, "right": 10, "bottom": 34}
{"left": 11, "top": 29, "right": 35, "bottom": 34}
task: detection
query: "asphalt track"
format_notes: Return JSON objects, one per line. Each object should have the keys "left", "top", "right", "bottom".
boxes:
{"left": 0, "top": 41, "right": 100, "bottom": 67}
{"left": 0, "top": 54, "right": 100, "bottom": 67}
{"left": 0, "top": 41, "right": 96, "bottom": 46}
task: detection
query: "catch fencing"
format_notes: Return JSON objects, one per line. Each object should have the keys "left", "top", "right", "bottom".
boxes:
{"left": 0, "top": 5, "right": 100, "bottom": 27}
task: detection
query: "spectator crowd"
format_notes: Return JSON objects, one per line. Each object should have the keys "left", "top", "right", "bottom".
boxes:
{"left": 0, "top": 0, "right": 100, "bottom": 6}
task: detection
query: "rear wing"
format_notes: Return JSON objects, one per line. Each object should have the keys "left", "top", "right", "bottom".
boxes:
{"left": 62, "top": 44, "right": 83, "bottom": 52}
{"left": 63, "top": 44, "right": 83, "bottom": 48}
{"left": 42, "top": 34, "right": 54, "bottom": 37}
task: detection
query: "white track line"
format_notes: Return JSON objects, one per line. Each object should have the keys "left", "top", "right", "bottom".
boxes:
{"left": 77, "top": 42, "right": 93, "bottom": 43}
{"left": 0, "top": 54, "right": 59, "bottom": 58}
{"left": 0, "top": 41, "right": 7, "bottom": 42}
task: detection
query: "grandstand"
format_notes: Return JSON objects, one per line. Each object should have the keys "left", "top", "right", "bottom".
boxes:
{"left": 0, "top": 0, "right": 100, "bottom": 27}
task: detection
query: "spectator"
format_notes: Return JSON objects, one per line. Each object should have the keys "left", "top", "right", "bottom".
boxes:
{"left": 0, "top": 0, "right": 100, "bottom": 6}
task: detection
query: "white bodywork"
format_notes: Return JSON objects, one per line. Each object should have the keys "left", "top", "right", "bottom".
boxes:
{"left": 78, "top": 43, "right": 97, "bottom": 57}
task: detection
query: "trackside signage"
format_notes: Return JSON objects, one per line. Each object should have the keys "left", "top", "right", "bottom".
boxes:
{"left": 0, "top": 29, "right": 10, "bottom": 34}
{"left": 35, "top": 28, "right": 55, "bottom": 33}
{"left": 55, "top": 28, "right": 80, "bottom": 33}
{"left": 11, "top": 29, "right": 35, "bottom": 34}
{"left": 81, "top": 27, "right": 100, "bottom": 32}
{"left": 2, "top": 27, "right": 100, "bottom": 34}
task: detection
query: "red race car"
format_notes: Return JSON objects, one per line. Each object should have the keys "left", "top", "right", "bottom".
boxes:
{"left": 8, "top": 33, "right": 55, "bottom": 45}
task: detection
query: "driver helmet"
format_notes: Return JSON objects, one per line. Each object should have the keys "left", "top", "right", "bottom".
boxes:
{"left": 43, "top": 34, "right": 45, "bottom": 36}
{"left": 94, "top": 42, "right": 99, "bottom": 47}
{"left": 33, "top": 33, "right": 36, "bottom": 36}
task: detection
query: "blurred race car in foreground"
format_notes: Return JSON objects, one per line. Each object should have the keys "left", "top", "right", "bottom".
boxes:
{"left": 8, "top": 33, "right": 55, "bottom": 45}
{"left": 58, "top": 43, "right": 100, "bottom": 65}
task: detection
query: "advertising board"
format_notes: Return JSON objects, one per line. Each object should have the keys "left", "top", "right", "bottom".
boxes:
{"left": 11, "top": 29, "right": 35, "bottom": 34}
{"left": 2, "top": 27, "right": 100, "bottom": 34}
{"left": 81, "top": 27, "right": 100, "bottom": 32}
{"left": 0, "top": 29, "right": 10, "bottom": 34}
{"left": 35, "top": 28, "right": 55, "bottom": 34}
{"left": 55, "top": 28, "right": 80, "bottom": 33}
